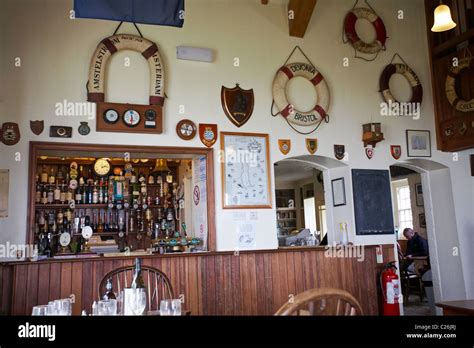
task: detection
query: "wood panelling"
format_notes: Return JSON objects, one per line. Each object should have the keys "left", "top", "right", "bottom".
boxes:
{"left": 1, "top": 245, "right": 394, "bottom": 316}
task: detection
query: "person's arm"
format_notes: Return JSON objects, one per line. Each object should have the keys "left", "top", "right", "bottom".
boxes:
{"left": 416, "top": 236, "right": 429, "bottom": 257}
{"left": 405, "top": 240, "right": 414, "bottom": 257}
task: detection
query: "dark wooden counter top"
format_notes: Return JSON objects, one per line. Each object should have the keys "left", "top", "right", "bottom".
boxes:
{"left": 1, "top": 244, "right": 390, "bottom": 266}
{"left": 436, "top": 300, "right": 474, "bottom": 315}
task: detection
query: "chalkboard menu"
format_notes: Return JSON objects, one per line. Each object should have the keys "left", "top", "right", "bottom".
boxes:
{"left": 352, "top": 169, "right": 394, "bottom": 235}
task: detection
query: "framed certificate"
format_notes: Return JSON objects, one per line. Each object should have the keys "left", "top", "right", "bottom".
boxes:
{"left": 221, "top": 132, "right": 272, "bottom": 209}
{"left": 0, "top": 169, "right": 9, "bottom": 218}
{"left": 331, "top": 177, "right": 346, "bottom": 207}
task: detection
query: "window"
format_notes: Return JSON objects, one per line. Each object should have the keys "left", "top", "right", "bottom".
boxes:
{"left": 396, "top": 185, "right": 413, "bottom": 237}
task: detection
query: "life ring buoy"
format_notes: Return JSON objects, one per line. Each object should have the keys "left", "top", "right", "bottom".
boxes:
{"left": 272, "top": 62, "right": 330, "bottom": 127}
{"left": 87, "top": 34, "right": 165, "bottom": 106}
{"left": 379, "top": 63, "right": 423, "bottom": 107}
{"left": 344, "top": 8, "right": 387, "bottom": 55}
{"left": 445, "top": 57, "right": 474, "bottom": 113}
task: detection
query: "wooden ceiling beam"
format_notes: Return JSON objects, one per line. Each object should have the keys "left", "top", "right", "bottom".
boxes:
{"left": 288, "top": 0, "right": 317, "bottom": 38}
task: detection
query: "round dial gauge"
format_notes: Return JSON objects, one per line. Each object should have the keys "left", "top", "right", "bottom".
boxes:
{"left": 81, "top": 226, "right": 93, "bottom": 239}
{"left": 104, "top": 109, "right": 119, "bottom": 124}
{"left": 176, "top": 119, "right": 197, "bottom": 140}
{"left": 123, "top": 110, "right": 141, "bottom": 127}
{"left": 59, "top": 233, "right": 71, "bottom": 247}
{"left": 93, "top": 158, "right": 111, "bottom": 177}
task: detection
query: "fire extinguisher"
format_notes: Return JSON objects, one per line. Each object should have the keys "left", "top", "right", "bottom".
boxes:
{"left": 380, "top": 261, "right": 400, "bottom": 316}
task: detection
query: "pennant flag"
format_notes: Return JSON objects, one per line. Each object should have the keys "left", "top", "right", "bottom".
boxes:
{"left": 74, "top": 0, "right": 184, "bottom": 28}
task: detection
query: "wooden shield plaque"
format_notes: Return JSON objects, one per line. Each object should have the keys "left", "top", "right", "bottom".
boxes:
{"left": 1, "top": 123, "right": 20, "bottom": 146}
{"left": 278, "top": 139, "right": 291, "bottom": 155}
{"left": 221, "top": 84, "right": 254, "bottom": 127}
{"left": 199, "top": 124, "right": 218, "bottom": 147}
{"left": 30, "top": 120, "right": 44, "bottom": 135}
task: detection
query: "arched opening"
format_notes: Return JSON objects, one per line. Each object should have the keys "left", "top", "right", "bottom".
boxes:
{"left": 390, "top": 159, "right": 466, "bottom": 315}
{"left": 273, "top": 155, "right": 351, "bottom": 247}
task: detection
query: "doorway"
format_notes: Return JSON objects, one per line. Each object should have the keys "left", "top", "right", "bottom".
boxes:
{"left": 274, "top": 160, "right": 327, "bottom": 247}
{"left": 390, "top": 165, "right": 432, "bottom": 315}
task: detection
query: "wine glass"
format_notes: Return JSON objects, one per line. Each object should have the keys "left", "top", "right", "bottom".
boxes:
{"left": 98, "top": 299, "right": 117, "bottom": 316}
{"left": 130, "top": 289, "right": 147, "bottom": 316}
{"left": 160, "top": 299, "right": 172, "bottom": 316}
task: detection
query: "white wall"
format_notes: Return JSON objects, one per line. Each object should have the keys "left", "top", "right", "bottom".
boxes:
{"left": 0, "top": 0, "right": 473, "bottom": 296}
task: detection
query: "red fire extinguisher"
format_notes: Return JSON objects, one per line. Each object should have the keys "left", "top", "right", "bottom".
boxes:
{"left": 381, "top": 261, "right": 400, "bottom": 316}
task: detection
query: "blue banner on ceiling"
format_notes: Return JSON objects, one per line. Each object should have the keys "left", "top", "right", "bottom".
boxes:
{"left": 74, "top": 0, "right": 184, "bottom": 28}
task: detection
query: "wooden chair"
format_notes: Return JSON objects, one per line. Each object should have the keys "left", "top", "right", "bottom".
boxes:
{"left": 274, "top": 288, "right": 364, "bottom": 316}
{"left": 99, "top": 265, "right": 174, "bottom": 311}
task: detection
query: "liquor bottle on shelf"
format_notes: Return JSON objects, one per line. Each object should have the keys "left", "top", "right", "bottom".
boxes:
{"left": 35, "top": 183, "right": 42, "bottom": 204}
{"left": 48, "top": 167, "right": 55, "bottom": 185}
{"left": 147, "top": 171, "right": 155, "bottom": 185}
{"left": 75, "top": 185, "right": 82, "bottom": 204}
{"left": 60, "top": 184, "right": 67, "bottom": 204}
{"left": 78, "top": 166, "right": 85, "bottom": 186}
{"left": 103, "top": 278, "right": 116, "bottom": 300}
{"left": 123, "top": 178, "right": 130, "bottom": 209}
{"left": 98, "top": 179, "right": 104, "bottom": 204}
{"left": 53, "top": 182, "right": 61, "bottom": 203}
{"left": 132, "top": 180, "right": 140, "bottom": 209}
{"left": 82, "top": 183, "right": 87, "bottom": 204}
{"left": 87, "top": 183, "right": 93, "bottom": 204}
{"left": 66, "top": 185, "right": 73, "bottom": 204}
{"left": 92, "top": 183, "right": 99, "bottom": 204}
{"left": 40, "top": 165, "right": 48, "bottom": 184}
{"left": 131, "top": 258, "right": 145, "bottom": 289}
{"left": 157, "top": 175, "right": 163, "bottom": 199}
{"left": 47, "top": 186, "right": 54, "bottom": 204}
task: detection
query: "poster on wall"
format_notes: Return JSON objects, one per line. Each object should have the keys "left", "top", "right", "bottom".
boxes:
{"left": 221, "top": 132, "right": 272, "bottom": 209}
{"left": 192, "top": 156, "right": 208, "bottom": 250}
{"left": 0, "top": 170, "right": 9, "bottom": 218}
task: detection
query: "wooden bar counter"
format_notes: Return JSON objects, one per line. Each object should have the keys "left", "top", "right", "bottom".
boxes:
{"left": 0, "top": 245, "right": 394, "bottom": 316}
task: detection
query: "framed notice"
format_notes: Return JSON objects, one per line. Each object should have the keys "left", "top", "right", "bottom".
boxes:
{"left": 415, "top": 183, "right": 424, "bottom": 206}
{"left": 0, "top": 169, "right": 9, "bottom": 218}
{"left": 406, "top": 130, "right": 431, "bottom": 157}
{"left": 331, "top": 177, "right": 346, "bottom": 207}
{"left": 221, "top": 132, "right": 272, "bottom": 209}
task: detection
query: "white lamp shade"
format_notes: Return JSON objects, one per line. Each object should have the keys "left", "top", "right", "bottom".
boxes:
{"left": 431, "top": 4, "right": 457, "bottom": 32}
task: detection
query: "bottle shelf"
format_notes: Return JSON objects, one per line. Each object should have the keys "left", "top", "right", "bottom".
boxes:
{"left": 34, "top": 204, "right": 166, "bottom": 209}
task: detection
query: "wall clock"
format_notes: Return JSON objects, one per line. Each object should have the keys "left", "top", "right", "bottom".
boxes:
{"left": 176, "top": 119, "right": 197, "bottom": 140}
{"left": 123, "top": 110, "right": 141, "bottom": 127}
{"left": 103, "top": 109, "right": 119, "bottom": 124}
{"left": 93, "top": 158, "right": 111, "bottom": 177}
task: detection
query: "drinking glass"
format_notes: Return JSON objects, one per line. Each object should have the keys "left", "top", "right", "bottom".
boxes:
{"left": 58, "top": 298, "right": 72, "bottom": 315}
{"left": 97, "top": 299, "right": 117, "bottom": 316}
{"left": 130, "top": 289, "right": 146, "bottom": 316}
{"left": 171, "top": 299, "right": 182, "bottom": 316}
{"left": 32, "top": 305, "right": 48, "bottom": 316}
{"left": 47, "top": 301, "right": 57, "bottom": 315}
{"left": 160, "top": 299, "right": 172, "bottom": 316}
{"left": 116, "top": 291, "right": 124, "bottom": 315}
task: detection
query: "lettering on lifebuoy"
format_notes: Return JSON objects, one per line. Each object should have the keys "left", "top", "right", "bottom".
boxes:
{"left": 87, "top": 34, "right": 165, "bottom": 106}
{"left": 445, "top": 58, "right": 474, "bottom": 113}
{"left": 272, "top": 62, "right": 330, "bottom": 127}
{"left": 379, "top": 63, "right": 423, "bottom": 116}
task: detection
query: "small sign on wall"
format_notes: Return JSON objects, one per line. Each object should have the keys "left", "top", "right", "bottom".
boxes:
{"left": 0, "top": 169, "right": 9, "bottom": 218}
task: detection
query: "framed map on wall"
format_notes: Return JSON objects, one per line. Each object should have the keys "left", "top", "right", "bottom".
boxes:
{"left": 220, "top": 132, "right": 272, "bottom": 209}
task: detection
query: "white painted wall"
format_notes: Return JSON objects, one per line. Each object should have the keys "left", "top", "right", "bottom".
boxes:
{"left": 0, "top": 0, "right": 473, "bottom": 297}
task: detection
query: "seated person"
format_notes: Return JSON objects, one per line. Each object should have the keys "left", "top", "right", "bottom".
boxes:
{"left": 402, "top": 228, "right": 429, "bottom": 274}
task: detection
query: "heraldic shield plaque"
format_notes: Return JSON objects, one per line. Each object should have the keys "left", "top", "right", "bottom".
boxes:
{"left": 221, "top": 83, "right": 254, "bottom": 127}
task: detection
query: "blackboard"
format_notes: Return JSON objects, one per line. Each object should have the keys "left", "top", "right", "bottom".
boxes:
{"left": 352, "top": 169, "right": 394, "bottom": 235}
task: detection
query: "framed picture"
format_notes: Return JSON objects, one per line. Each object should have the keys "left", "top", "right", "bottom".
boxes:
{"left": 406, "top": 130, "right": 431, "bottom": 157}
{"left": 331, "top": 177, "right": 346, "bottom": 207}
{"left": 220, "top": 132, "right": 272, "bottom": 209}
{"left": 419, "top": 213, "right": 426, "bottom": 228}
{"left": 415, "top": 183, "right": 424, "bottom": 206}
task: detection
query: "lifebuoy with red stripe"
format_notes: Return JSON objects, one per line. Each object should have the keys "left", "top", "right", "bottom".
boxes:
{"left": 87, "top": 34, "right": 165, "bottom": 106}
{"left": 272, "top": 63, "right": 330, "bottom": 127}
{"left": 379, "top": 63, "right": 423, "bottom": 108}
{"left": 344, "top": 8, "right": 387, "bottom": 55}
{"left": 445, "top": 57, "right": 474, "bottom": 113}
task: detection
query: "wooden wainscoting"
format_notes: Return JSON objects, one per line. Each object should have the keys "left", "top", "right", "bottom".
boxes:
{"left": 1, "top": 245, "right": 394, "bottom": 316}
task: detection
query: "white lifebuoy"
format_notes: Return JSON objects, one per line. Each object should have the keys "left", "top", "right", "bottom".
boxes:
{"left": 344, "top": 7, "right": 387, "bottom": 55}
{"left": 445, "top": 57, "right": 474, "bottom": 113}
{"left": 87, "top": 34, "right": 165, "bottom": 106}
{"left": 272, "top": 62, "right": 330, "bottom": 127}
